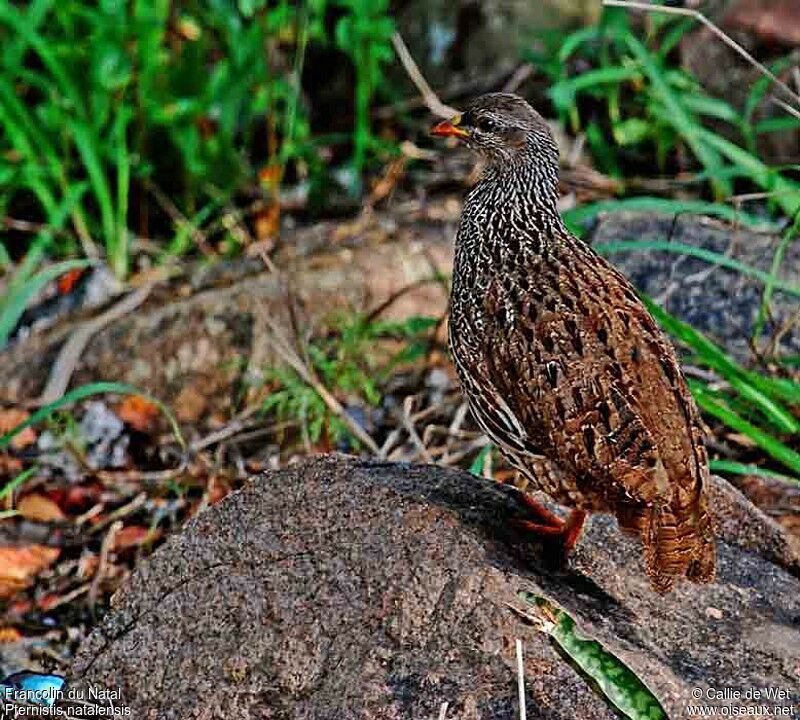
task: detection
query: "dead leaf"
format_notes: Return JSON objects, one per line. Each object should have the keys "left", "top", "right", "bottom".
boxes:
{"left": 0, "top": 545, "right": 60, "bottom": 598}
{"left": 174, "top": 385, "right": 207, "bottom": 423}
{"left": 17, "top": 494, "right": 66, "bottom": 523}
{"left": 117, "top": 395, "right": 160, "bottom": 433}
{"left": 112, "top": 525, "right": 160, "bottom": 551}
{"left": 0, "top": 409, "right": 37, "bottom": 450}
{"left": 0, "top": 626, "right": 22, "bottom": 643}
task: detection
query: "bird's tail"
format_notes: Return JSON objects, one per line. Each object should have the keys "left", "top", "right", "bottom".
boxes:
{"left": 617, "top": 489, "right": 715, "bottom": 594}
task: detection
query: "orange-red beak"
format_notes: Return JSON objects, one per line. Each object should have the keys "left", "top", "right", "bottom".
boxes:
{"left": 430, "top": 116, "right": 469, "bottom": 139}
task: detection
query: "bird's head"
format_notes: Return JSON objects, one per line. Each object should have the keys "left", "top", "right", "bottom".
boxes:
{"left": 430, "top": 93, "right": 558, "bottom": 169}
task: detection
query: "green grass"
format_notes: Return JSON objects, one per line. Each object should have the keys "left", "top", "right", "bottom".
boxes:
{"left": 260, "top": 313, "right": 437, "bottom": 448}
{"left": 0, "top": 0, "right": 397, "bottom": 282}
{"left": 644, "top": 299, "right": 800, "bottom": 484}
{"left": 527, "top": 8, "right": 800, "bottom": 212}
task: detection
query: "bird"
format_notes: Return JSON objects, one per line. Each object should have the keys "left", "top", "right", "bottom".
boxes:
{"left": 431, "top": 93, "right": 715, "bottom": 593}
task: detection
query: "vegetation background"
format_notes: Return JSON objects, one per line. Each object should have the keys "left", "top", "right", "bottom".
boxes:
{"left": 0, "top": 1, "right": 799, "bottom": 715}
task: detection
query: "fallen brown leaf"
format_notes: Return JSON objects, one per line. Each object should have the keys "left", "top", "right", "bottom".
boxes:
{"left": 117, "top": 395, "right": 160, "bottom": 433}
{"left": 17, "top": 494, "right": 66, "bottom": 523}
{"left": 0, "top": 408, "right": 37, "bottom": 450}
{"left": 0, "top": 545, "right": 60, "bottom": 598}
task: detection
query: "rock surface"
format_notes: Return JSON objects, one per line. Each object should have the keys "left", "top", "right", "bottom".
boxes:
{"left": 67, "top": 456, "right": 800, "bottom": 719}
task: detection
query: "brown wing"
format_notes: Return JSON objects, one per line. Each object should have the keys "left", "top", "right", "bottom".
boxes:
{"left": 477, "top": 238, "right": 715, "bottom": 592}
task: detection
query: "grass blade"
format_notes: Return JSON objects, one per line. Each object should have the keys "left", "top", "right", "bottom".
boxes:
{"left": 688, "top": 381, "right": 800, "bottom": 479}
{"left": 644, "top": 298, "right": 800, "bottom": 412}
{"left": 0, "top": 382, "right": 184, "bottom": 452}
{"left": 0, "top": 3, "right": 85, "bottom": 119}
{"left": 113, "top": 108, "right": 131, "bottom": 278}
{"left": 594, "top": 240, "right": 800, "bottom": 298}
{"left": 754, "top": 212, "right": 800, "bottom": 339}
{"left": 709, "top": 459, "right": 800, "bottom": 485}
{"left": 698, "top": 128, "right": 800, "bottom": 218}
{"left": 621, "top": 32, "right": 729, "bottom": 198}
{"left": 549, "top": 66, "right": 641, "bottom": 111}
{"left": 0, "top": 466, "right": 38, "bottom": 503}
{"left": 0, "top": 258, "right": 93, "bottom": 348}
{"left": 562, "top": 197, "right": 780, "bottom": 236}
{"left": 71, "top": 122, "right": 116, "bottom": 262}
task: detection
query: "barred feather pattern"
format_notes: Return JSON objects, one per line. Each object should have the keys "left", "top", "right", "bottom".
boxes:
{"left": 447, "top": 94, "right": 715, "bottom": 593}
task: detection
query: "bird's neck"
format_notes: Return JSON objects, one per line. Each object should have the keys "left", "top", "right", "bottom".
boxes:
{"left": 463, "top": 152, "right": 564, "bottom": 239}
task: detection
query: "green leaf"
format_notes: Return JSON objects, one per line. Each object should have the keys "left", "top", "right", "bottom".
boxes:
{"left": 688, "top": 381, "right": 800, "bottom": 479}
{"left": 0, "top": 258, "right": 93, "bottom": 349}
{"left": 520, "top": 594, "right": 667, "bottom": 720}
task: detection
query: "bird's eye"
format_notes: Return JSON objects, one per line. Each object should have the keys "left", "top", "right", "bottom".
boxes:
{"left": 477, "top": 117, "right": 496, "bottom": 133}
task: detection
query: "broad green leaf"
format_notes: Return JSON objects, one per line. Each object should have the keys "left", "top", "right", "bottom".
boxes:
{"left": 520, "top": 593, "right": 667, "bottom": 720}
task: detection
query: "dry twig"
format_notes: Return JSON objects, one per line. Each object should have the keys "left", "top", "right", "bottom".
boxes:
{"left": 88, "top": 519, "right": 123, "bottom": 607}
{"left": 35, "top": 284, "right": 154, "bottom": 406}
{"left": 391, "top": 31, "right": 459, "bottom": 119}
{"left": 603, "top": 0, "right": 800, "bottom": 113}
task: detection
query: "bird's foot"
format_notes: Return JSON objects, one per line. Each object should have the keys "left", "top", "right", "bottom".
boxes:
{"left": 510, "top": 491, "right": 587, "bottom": 555}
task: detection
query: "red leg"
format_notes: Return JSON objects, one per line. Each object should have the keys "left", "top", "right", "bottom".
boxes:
{"left": 562, "top": 509, "right": 587, "bottom": 553}
{"left": 512, "top": 490, "right": 564, "bottom": 528}
{"left": 510, "top": 492, "right": 587, "bottom": 555}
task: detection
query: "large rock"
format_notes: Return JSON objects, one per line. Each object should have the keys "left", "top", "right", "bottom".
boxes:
{"left": 66, "top": 456, "right": 800, "bottom": 719}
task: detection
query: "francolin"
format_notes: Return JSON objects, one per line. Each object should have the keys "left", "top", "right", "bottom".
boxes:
{"left": 432, "top": 93, "right": 715, "bottom": 592}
